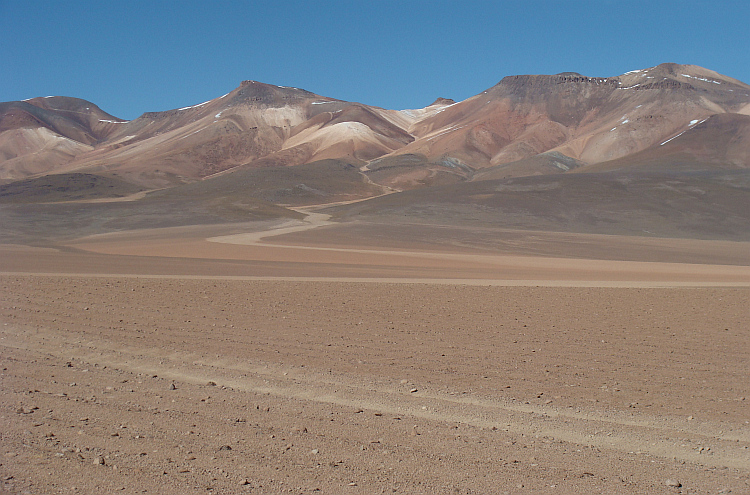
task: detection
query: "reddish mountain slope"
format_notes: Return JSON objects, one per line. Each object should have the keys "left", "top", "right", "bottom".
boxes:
{"left": 0, "top": 97, "right": 126, "bottom": 180}
{"left": 1, "top": 63, "right": 749, "bottom": 190}
{"left": 385, "top": 64, "right": 750, "bottom": 172}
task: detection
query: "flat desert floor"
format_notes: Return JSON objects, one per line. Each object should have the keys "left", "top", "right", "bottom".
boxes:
{"left": 1, "top": 216, "right": 749, "bottom": 494}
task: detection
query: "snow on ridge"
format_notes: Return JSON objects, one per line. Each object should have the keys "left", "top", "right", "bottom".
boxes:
{"left": 312, "top": 101, "right": 335, "bottom": 105}
{"left": 99, "top": 119, "right": 128, "bottom": 124}
{"left": 178, "top": 100, "right": 211, "bottom": 111}
{"left": 434, "top": 101, "right": 459, "bottom": 114}
{"left": 680, "top": 74, "right": 721, "bottom": 85}
{"left": 659, "top": 118, "right": 708, "bottom": 146}
{"left": 622, "top": 69, "right": 645, "bottom": 75}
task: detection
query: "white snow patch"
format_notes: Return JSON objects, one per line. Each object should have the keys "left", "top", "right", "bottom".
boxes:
{"left": 623, "top": 69, "right": 645, "bottom": 75}
{"left": 681, "top": 74, "right": 721, "bottom": 84}
{"left": 312, "top": 101, "right": 335, "bottom": 105}
{"left": 621, "top": 119, "right": 629, "bottom": 124}
{"left": 659, "top": 118, "right": 707, "bottom": 146}
{"left": 435, "top": 101, "right": 459, "bottom": 114}
{"left": 179, "top": 128, "right": 206, "bottom": 140}
{"left": 98, "top": 120, "right": 128, "bottom": 124}
{"left": 610, "top": 127, "right": 617, "bottom": 132}
{"left": 215, "top": 111, "right": 223, "bottom": 118}
{"left": 178, "top": 100, "right": 211, "bottom": 111}
{"left": 219, "top": 92, "right": 230, "bottom": 99}
{"left": 660, "top": 131, "right": 687, "bottom": 146}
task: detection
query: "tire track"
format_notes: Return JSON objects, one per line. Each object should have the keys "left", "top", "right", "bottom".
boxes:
{"left": 4, "top": 323, "right": 748, "bottom": 472}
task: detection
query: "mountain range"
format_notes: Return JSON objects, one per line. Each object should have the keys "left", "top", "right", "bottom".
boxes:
{"left": 2, "top": 63, "right": 750, "bottom": 242}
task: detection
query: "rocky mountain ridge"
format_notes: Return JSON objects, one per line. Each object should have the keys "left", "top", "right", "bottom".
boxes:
{"left": 1, "top": 63, "right": 749, "bottom": 192}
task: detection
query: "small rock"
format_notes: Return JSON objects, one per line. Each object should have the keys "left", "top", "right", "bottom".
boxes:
{"left": 240, "top": 479, "right": 251, "bottom": 485}
{"left": 409, "top": 388, "right": 418, "bottom": 393}
{"left": 169, "top": 383, "right": 176, "bottom": 390}
{"left": 218, "top": 445, "right": 232, "bottom": 451}
{"left": 94, "top": 456, "right": 105, "bottom": 466}
{"left": 311, "top": 449, "right": 319, "bottom": 454}
{"left": 665, "top": 479, "right": 682, "bottom": 487}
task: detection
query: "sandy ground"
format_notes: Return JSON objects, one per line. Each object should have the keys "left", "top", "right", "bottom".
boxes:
{"left": 1, "top": 219, "right": 749, "bottom": 494}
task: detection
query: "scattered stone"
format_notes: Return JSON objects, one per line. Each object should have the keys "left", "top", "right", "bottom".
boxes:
{"left": 311, "top": 449, "right": 319, "bottom": 454}
{"left": 665, "top": 479, "right": 682, "bottom": 487}
{"left": 218, "top": 445, "right": 232, "bottom": 451}
{"left": 240, "top": 479, "right": 251, "bottom": 485}
{"left": 94, "top": 456, "right": 105, "bottom": 466}
{"left": 169, "top": 383, "right": 176, "bottom": 390}
{"left": 410, "top": 388, "right": 418, "bottom": 393}
{"left": 207, "top": 381, "right": 217, "bottom": 386}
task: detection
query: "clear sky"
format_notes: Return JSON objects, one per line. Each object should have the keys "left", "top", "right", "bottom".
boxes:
{"left": 3, "top": 0, "right": 749, "bottom": 120}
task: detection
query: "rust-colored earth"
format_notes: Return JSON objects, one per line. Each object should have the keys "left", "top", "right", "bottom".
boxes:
{"left": 1, "top": 218, "right": 749, "bottom": 494}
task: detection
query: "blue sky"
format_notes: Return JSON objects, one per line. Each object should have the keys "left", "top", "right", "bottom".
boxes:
{"left": 3, "top": 0, "right": 749, "bottom": 120}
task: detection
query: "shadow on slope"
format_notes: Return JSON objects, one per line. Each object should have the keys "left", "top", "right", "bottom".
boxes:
{"left": 364, "top": 154, "right": 472, "bottom": 190}
{"left": 152, "top": 159, "right": 384, "bottom": 206}
{"left": 326, "top": 170, "right": 750, "bottom": 241}
{"left": 0, "top": 173, "right": 145, "bottom": 203}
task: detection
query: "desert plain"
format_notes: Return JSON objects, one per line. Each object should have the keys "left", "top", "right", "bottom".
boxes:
{"left": 1, "top": 208, "right": 749, "bottom": 495}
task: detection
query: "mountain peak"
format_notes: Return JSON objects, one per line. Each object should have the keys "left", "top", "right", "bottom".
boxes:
{"left": 430, "top": 97, "right": 456, "bottom": 106}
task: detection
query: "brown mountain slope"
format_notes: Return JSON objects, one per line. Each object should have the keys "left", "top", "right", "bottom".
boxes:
{"left": 576, "top": 113, "right": 750, "bottom": 173}
{"left": 53, "top": 82, "right": 428, "bottom": 187}
{"left": 0, "top": 97, "right": 126, "bottom": 181}
{"left": 1, "top": 63, "right": 749, "bottom": 193}
{"left": 380, "top": 64, "right": 750, "bottom": 174}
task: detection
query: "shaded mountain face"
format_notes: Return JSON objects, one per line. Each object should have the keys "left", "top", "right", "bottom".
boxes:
{"left": 1, "top": 63, "right": 749, "bottom": 190}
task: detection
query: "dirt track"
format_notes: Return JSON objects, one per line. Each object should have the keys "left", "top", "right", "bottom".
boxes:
{"left": 1, "top": 221, "right": 749, "bottom": 494}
